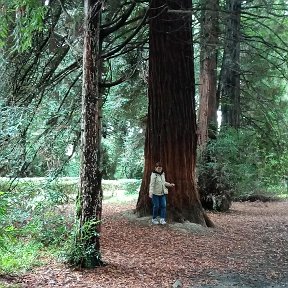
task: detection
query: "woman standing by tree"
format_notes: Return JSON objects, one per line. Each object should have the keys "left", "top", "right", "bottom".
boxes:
{"left": 149, "top": 162, "right": 175, "bottom": 224}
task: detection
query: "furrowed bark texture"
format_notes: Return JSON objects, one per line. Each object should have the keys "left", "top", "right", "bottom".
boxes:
{"left": 220, "top": 0, "right": 241, "bottom": 128}
{"left": 197, "top": 0, "right": 232, "bottom": 212}
{"left": 136, "top": 0, "right": 212, "bottom": 226}
{"left": 198, "top": 0, "right": 219, "bottom": 149}
{"left": 77, "top": 0, "right": 103, "bottom": 268}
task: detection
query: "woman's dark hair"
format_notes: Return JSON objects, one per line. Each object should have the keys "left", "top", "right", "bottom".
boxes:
{"left": 155, "top": 162, "right": 162, "bottom": 167}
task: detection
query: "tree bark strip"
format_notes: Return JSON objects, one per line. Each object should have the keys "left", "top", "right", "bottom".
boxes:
{"left": 198, "top": 0, "right": 219, "bottom": 149}
{"left": 220, "top": 0, "right": 241, "bottom": 128}
{"left": 76, "top": 0, "right": 103, "bottom": 268}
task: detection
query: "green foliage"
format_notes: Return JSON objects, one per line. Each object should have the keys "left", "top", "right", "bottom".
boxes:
{"left": 0, "top": 80, "right": 81, "bottom": 178}
{"left": 22, "top": 202, "right": 74, "bottom": 246}
{"left": 0, "top": 176, "right": 141, "bottom": 273}
{"left": 0, "top": 179, "right": 70, "bottom": 218}
{"left": 122, "top": 179, "right": 141, "bottom": 195}
{"left": 0, "top": 240, "right": 43, "bottom": 274}
{"left": 0, "top": 0, "right": 83, "bottom": 179}
{"left": 26, "top": 215, "right": 72, "bottom": 246}
{"left": 0, "top": 0, "right": 47, "bottom": 51}
{"left": 63, "top": 218, "right": 102, "bottom": 268}
{"left": 0, "top": 177, "right": 77, "bottom": 273}
{"left": 204, "top": 127, "right": 288, "bottom": 198}
{"left": 240, "top": 0, "right": 288, "bottom": 179}
{"left": 0, "top": 176, "right": 140, "bottom": 269}
{"left": 0, "top": 178, "right": 75, "bottom": 246}
{"left": 0, "top": 187, "right": 45, "bottom": 274}
{"left": 102, "top": 76, "right": 147, "bottom": 179}
{"left": 0, "top": 191, "right": 14, "bottom": 252}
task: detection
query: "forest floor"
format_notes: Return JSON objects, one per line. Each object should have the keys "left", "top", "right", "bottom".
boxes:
{"left": 1, "top": 198, "right": 288, "bottom": 288}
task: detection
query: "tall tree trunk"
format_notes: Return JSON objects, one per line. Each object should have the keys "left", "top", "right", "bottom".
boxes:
{"left": 136, "top": 0, "right": 212, "bottom": 226}
{"left": 220, "top": 0, "right": 241, "bottom": 128}
{"left": 197, "top": 0, "right": 232, "bottom": 212}
{"left": 198, "top": 0, "right": 219, "bottom": 149}
{"left": 74, "top": 0, "right": 103, "bottom": 268}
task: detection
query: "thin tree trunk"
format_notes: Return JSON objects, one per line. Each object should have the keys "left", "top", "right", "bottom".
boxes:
{"left": 74, "top": 0, "right": 103, "bottom": 268}
{"left": 220, "top": 0, "right": 241, "bottom": 128}
{"left": 136, "top": 0, "right": 213, "bottom": 226}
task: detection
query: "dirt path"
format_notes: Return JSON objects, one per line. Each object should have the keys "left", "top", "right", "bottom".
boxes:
{"left": 2, "top": 200, "right": 288, "bottom": 287}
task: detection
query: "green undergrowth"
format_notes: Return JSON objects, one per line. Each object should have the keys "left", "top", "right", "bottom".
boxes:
{"left": 0, "top": 177, "right": 141, "bottom": 201}
{"left": 0, "top": 178, "right": 140, "bottom": 274}
{"left": 0, "top": 175, "right": 287, "bottom": 274}
{"left": 0, "top": 240, "right": 44, "bottom": 274}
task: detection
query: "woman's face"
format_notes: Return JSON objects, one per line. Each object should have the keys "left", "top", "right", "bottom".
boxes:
{"left": 155, "top": 166, "right": 163, "bottom": 173}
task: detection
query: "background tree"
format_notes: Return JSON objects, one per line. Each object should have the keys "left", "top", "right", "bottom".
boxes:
{"left": 136, "top": 0, "right": 212, "bottom": 226}
{"left": 235, "top": 0, "right": 288, "bottom": 192}
{"left": 197, "top": 0, "right": 219, "bottom": 148}
{"left": 196, "top": 0, "right": 288, "bottom": 207}
{"left": 196, "top": 0, "right": 232, "bottom": 211}
{"left": 219, "top": 0, "right": 241, "bottom": 128}
{"left": 0, "top": 0, "right": 148, "bottom": 178}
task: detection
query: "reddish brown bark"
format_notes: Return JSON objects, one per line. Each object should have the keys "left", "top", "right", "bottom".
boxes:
{"left": 136, "top": 0, "right": 212, "bottom": 226}
{"left": 198, "top": 0, "right": 219, "bottom": 149}
{"left": 197, "top": 0, "right": 232, "bottom": 213}
{"left": 76, "top": 0, "right": 103, "bottom": 268}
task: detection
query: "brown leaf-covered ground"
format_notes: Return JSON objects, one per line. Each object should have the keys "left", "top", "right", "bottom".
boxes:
{"left": 2, "top": 199, "right": 288, "bottom": 287}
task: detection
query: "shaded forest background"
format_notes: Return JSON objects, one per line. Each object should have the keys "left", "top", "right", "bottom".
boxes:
{"left": 1, "top": 0, "right": 287, "bottom": 197}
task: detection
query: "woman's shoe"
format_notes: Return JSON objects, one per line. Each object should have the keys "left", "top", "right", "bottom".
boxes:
{"left": 159, "top": 218, "right": 166, "bottom": 225}
{"left": 151, "top": 218, "right": 159, "bottom": 224}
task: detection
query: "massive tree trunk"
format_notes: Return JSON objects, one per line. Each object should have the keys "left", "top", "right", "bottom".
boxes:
{"left": 220, "top": 0, "right": 241, "bottom": 128}
{"left": 198, "top": 0, "right": 219, "bottom": 149}
{"left": 136, "top": 0, "right": 212, "bottom": 226}
{"left": 74, "top": 0, "right": 103, "bottom": 268}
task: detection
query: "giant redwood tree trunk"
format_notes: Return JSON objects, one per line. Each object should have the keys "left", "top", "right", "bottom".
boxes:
{"left": 220, "top": 0, "right": 241, "bottom": 128}
{"left": 136, "top": 0, "right": 212, "bottom": 226}
{"left": 74, "top": 0, "right": 103, "bottom": 268}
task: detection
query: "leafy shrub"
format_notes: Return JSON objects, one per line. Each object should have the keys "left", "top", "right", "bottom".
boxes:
{"left": 0, "top": 240, "right": 43, "bottom": 274}
{"left": 0, "top": 191, "right": 13, "bottom": 252}
{"left": 0, "top": 178, "right": 141, "bottom": 249}
{"left": 0, "top": 178, "right": 76, "bottom": 248}
{"left": 121, "top": 179, "right": 141, "bottom": 195}
{"left": 202, "top": 128, "right": 288, "bottom": 199}
{"left": 23, "top": 209, "right": 74, "bottom": 246}
{"left": 61, "top": 219, "right": 102, "bottom": 268}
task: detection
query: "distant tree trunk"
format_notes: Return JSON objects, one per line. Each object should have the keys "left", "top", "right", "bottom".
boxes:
{"left": 74, "top": 0, "right": 103, "bottom": 268}
{"left": 197, "top": 0, "right": 232, "bottom": 212}
{"left": 18, "top": 130, "right": 28, "bottom": 177}
{"left": 136, "top": 0, "right": 212, "bottom": 226}
{"left": 198, "top": 0, "right": 219, "bottom": 149}
{"left": 220, "top": 0, "right": 241, "bottom": 128}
